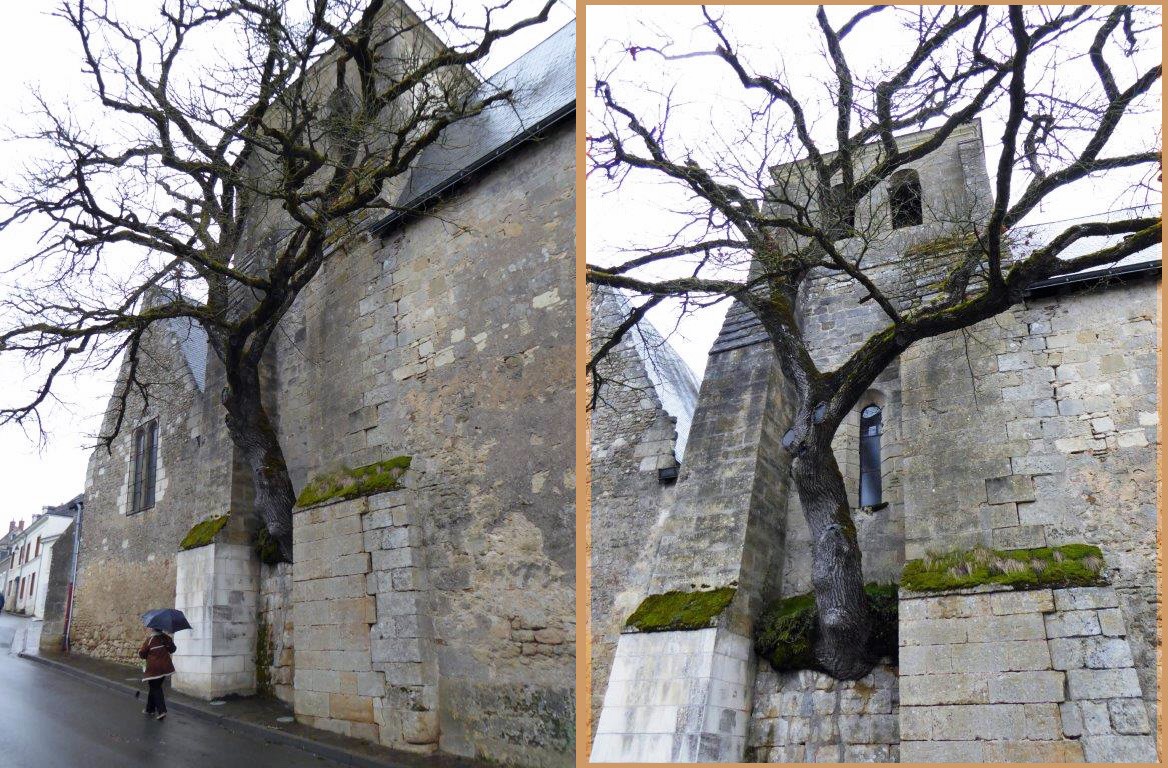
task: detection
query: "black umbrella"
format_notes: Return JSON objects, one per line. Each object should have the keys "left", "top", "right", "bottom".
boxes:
{"left": 141, "top": 608, "right": 192, "bottom": 634}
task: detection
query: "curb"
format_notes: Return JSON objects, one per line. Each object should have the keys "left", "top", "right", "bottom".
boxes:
{"left": 18, "top": 652, "right": 395, "bottom": 767}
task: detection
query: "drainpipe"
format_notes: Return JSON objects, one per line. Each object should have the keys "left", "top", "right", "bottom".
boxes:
{"left": 63, "top": 499, "right": 83, "bottom": 652}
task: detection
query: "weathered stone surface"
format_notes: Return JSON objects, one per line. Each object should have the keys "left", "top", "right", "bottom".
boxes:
{"left": 1066, "top": 668, "right": 1142, "bottom": 700}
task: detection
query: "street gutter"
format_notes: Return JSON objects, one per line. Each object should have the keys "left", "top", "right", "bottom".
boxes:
{"left": 18, "top": 652, "right": 429, "bottom": 768}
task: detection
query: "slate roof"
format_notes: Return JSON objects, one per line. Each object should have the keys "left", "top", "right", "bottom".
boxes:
{"left": 599, "top": 288, "right": 701, "bottom": 461}
{"left": 44, "top": 494, "right": 84, "bottom": 518}
{"left": 163, "top": 315, "right": 209, "bottom": 392}
{"left": 372, "top": 18, "right": 575, "bottom": 234}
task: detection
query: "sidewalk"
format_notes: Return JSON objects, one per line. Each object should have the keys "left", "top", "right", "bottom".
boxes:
{"left": 19, "top": 646, "right": 483, "bottom": 768}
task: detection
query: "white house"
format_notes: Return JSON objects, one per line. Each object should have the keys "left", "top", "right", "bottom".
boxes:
{"left": 4, "top": 497, "right": 80, "bottom": 618}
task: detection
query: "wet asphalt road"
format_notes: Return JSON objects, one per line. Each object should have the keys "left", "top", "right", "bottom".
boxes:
{"left": 0, "top": 613, "right": 343, "bottom": 768}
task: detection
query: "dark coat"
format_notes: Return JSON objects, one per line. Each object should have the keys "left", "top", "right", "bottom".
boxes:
{"left": 138, "top": 633, "right": 176, "bottom": 680}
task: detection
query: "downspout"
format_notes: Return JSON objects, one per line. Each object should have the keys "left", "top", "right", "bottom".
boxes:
{"left": 63, "top": 499, "right": 83, "bottom": 652}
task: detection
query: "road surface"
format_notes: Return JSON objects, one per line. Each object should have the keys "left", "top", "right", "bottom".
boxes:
{"left": 0, "top": 612, "right": 343, "bottom": 768}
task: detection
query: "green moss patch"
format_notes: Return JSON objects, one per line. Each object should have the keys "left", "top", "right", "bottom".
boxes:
{"left": 179, "top": 514, "right": 230, "bottom": 551}
{"left": 755, "top": 583, "right": 899, "bottom": 674}
{"left": 253, "top": 525, "right": 287, "bottom": 565}
{"left": 295, "top": 455, "right": 412, "bottom": 507}
{"left": 905, "top": 232, "right": 979, "bottom": 259}
{"left": 625, "top": 587, "right": 736, "bottom": 632}
{"left": 902, "top": 543, "right": 1106, "bottom": 592}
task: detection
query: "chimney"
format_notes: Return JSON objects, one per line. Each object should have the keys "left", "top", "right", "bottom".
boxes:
{"left": 7, "top": 521, "right": 12, "bottom": 533}
{"left": 18, "top": 520, "right": 24, "bottom": 531}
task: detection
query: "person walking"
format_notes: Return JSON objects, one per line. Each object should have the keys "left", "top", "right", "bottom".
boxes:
{"left": 138, "top": 628, "right": 176, "bottom": 720}
{"left": 0, "top": 590, "right": 6, "bottom": 613}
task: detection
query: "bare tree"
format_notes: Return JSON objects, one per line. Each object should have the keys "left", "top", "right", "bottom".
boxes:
{"left": 0, "top": 0, "right": 557, "bottom": 560}
{"left": 587, "top": 4, "right": 1161, "bottom": 679}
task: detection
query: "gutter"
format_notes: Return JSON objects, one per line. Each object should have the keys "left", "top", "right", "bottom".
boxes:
{"left": 368, "top": 101, "right": 576, "bottom": 238}
{"left": 1024, "top": 259, "right": 1161, "bottom": 296}
{"left": 63, "top": 498, "right": 83, "bottom": 652}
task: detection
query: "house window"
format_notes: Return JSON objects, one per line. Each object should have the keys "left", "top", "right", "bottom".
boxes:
{"left": 34, "top": 537, "right": 40, "bottom": 558}
{"left": 28, "top": 574, "right": 34, "bottom": 601}
{"left": 824, "top": 183, "right": 855, "bottom": 241}
{"left": 131, "top": 419, "right": 159, "bottom": 513}
{"left": 889, "top": 169, "right": 923, "bottom": 228}
{"left": 859, "top": 404, "right": 883, "bottom": 507}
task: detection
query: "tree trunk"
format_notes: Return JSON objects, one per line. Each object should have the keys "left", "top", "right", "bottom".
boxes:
{"left": 790, "top": 439, "right": 874, "bottom": 679}
{"left": 222, "top": 366, "right": 295, "bottom": 561}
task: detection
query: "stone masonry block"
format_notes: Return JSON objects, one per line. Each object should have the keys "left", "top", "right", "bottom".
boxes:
{"left": 1053, "top": 586, "right": 1119, "bottom": 612}
{"left": 1022, "top": 703, "right": 1063, "bottom": 740}
{"left": 1108, "top": 698, "right": 1151, "bottom": 735}
{"left": 1085, "top": 637, "right": 1135, "bottom": 669}
{"left": 986, "top": 475, "right": 1037, "bottom": 504}
{"left": 900, "top": 673, "right": 989, "bottom": 706}
{"left": 1059, "top": 701, "right": 1083, "bottom": 737}
{"left": 989, "top": 589, "right": 1054, "bottom": 615}
{"left": 965, "top": 612, "right": 1046, "bottom": 643}
{"left": 945, "top": 639, "right": 1051, "bottom": 673}
{"left": 1066, "top": 668, "right": 1142, "bottom": 700}
{"left": 1097, "top": 608, "right": 1126, "bottom": 636}
{"left": 1049, "top": 637, "right": 1086, "bottom": 670}
{"left": 1045, "top": 610, "right": 1101, "bottom": 638}
{"left": 988, "top": 671, "right": 1065, "bottom": 703}
{"left": 1081, "top": 735, "right": 1158, "bottom": 762}
{"left": 330, "top": 693, "right": 375, "bottom": 724}
{"left": 991, "top": 524, "right": 1047, "bottom": 549}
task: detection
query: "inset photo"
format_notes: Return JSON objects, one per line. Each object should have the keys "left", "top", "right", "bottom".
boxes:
{"left": 586, "top": 4, "right": 1161, "bottom": 763}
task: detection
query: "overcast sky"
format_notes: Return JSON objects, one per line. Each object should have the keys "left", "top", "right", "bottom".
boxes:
{"left": 586, "top": 5, "right": 1162, "bottom": 378}
{"left": 0, "top": 0, "right": 573, "bottom": 535}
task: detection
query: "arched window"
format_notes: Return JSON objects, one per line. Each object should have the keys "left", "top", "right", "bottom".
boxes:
{"left": 859, "top": 404, "right": 883, "bottom": 507}
{"left": 889, "top": 169, "right": 922, "bottom": 228}
{"left": 823, "top": 183, "right": 855, "bottom": 241}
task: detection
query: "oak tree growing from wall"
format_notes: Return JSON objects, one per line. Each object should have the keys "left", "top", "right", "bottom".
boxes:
{"left": 0, "top": 0, "right": 557, "bottom": 560}
{"left": 587, "top": 5, "right": 1161, "bottom": 679}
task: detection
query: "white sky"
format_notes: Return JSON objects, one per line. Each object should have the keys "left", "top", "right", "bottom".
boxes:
{"left": 0, "top": 0, "right": 574, "bottom": 535}
{"left": 586, "top": 5, "right": 1162, "bottom": 378}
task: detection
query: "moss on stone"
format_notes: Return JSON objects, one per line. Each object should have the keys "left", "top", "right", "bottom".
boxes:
{"left": 178, "top": 514, "right": 230, "bottom": 550}
{"left": 624, "top": 587, "right": 736, "bottom": 632}
{"left": 255, "top": 616, "right": 273, "bottom": 697}
{"left": 905, "top": 232, "right": 979, "bottom": 259}
{"left": 901, "top": 543, "right": 1105, "bottom": 592}
{"left": 295, "top": 455, "right": 412, "bottom": 507}
{"left": 754, "top": 583, "right": 899, "bottom": 674}
{"left": 253, "top": 525, "right": 286, "bottom": 565}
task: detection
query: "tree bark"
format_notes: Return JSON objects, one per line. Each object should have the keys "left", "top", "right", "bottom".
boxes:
{"left": 222, "top": 365, "right": 295, "bottom": 561}
{"left": 791, "top": 438, "right": 874, "bottom": 679}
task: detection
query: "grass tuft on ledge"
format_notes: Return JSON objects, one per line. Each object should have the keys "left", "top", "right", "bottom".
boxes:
{"left": 625, "top": 587, "right": 736, "bottom": 633}
{"left": 902, "top": 543, "right": 1106, "bottom": 592}
{"left": 295, "top": 456, "right": 412, "bottom": 507}
{"left": 755, "top": 583, "right": 898, "bottom": 674}
{"left": 179, "top": 514, "right": 230, "bottom": 550}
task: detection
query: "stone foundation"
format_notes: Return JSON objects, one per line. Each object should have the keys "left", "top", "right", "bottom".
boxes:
{"left": 172, "top": 542, "right": 260, "bottom": 698}
{"left": 292, "top": 488, "right": 440, "bottom": 751}
{"left": 591, "top": 627, "right": 754, "bottom": 762}
{"left": 899, "top": 585, "right": 1156, "bottom": 762}
{"left": 260, "top": 561, "right": 294, "bottom": 704}
{"left": 748, "top": 664, "right": 899, "bottom": 762}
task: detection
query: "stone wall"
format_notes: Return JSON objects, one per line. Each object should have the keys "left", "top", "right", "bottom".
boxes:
{"left": 898, "top": 276, "right": 1161, "bottom": 728}
{"left": 591, "top": 627, "right": 755, "bottom": 762}
{"left": 260, "top": 561, "right": 295, "bottom": 704}
{"left": 291, "top": 487, "right": 446, "bottom": 751}
{"left": 899, "top": 585, "right": 1156, "bottom": 762}
{"left": 748, "top": 664, "right": 899, "bottom": 763}
{"left": 588, "top": 286, "right": 688, "bottom": 735}
{"left": 38, "top": 522, "right": 75, "bottom": 654}
{"left": 173, "top": 542, "right": 261, "bottom": 698}
{"left": 273, "top": 121, "right": 576, "bottom": 766}
{"left": 72, "top": 320, "right": 229, "bottom": 665}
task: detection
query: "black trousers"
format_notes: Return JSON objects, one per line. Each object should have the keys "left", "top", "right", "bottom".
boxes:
{"left": 146, "top": 677, "right": 167, "bottom": 714}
